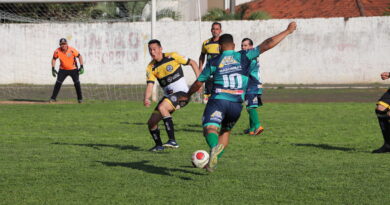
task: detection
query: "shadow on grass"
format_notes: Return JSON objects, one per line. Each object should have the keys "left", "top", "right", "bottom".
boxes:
{"left": 292, "top": 143, "right": 356, "bottom": 152}
{"left": 10, "top": 99, "right": 47, "bottom": 102}
{"left": 98, "top": 160, "right": 206, "bottom": 180}
{"left": 52, "top": 142, "right": 142, "bottom": 151}
{"left": 120, "top": 122, "right": 145, "bottom": 125}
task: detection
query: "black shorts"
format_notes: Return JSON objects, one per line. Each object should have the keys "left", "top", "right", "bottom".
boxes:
{"left": 245, "top": 94, "right": 263, "bottom": 108}
{"left": 154, "top": 91, "right": 189, "bottom": 112}
{"left": 202, "top": 99, "right": 242, "bottom": 131}
{"left": 378, "top": 89, "right": 390, "bottom": 108}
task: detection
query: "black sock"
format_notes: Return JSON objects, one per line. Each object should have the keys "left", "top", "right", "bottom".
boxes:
{"left": 149, "top": 128, "right": 162, "bottom": 146}
{"left": 74, "top": 82, "right": 83, "bottom": 100}
{"left": 376, "top": 110, "right": 390, "bottom": 145}
{"left": 163, "top": 116, "right": 175, "bottom": 141}
{"left": 51, "top": 82, "right": 62, "bottom": 100}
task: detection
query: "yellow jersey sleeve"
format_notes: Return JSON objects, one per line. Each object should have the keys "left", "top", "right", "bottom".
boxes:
{"left": 201, "top": 41, "right": 207, "bottom": 54}
{"left": 146, "top": 62, "right": 156, "bottom": 83}
{"left": 168, "top": 52, "right": 190, "bottom": 65}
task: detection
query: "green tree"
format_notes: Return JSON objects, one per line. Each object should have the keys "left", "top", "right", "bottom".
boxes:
{"left": 202, "top": 5, "right": 271, "bottom": 21}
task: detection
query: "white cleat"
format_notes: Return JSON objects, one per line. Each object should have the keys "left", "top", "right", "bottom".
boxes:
{"left": 207, "top": 144, "right": 224, "bottom": 172}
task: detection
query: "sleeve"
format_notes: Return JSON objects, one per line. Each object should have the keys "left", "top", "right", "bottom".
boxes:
{"left": 201, "top": 41, "right": 207, "bottom": 54}
{"left": 245, "top": 46, "right": 261, "bottom": 60}
{"left": 71, "top": 47, "right": 80, "bottom": 57}
{"left": 172, "top": 52, "right": 190, "bottom": 65}
{"left": 197, "top": 60, "right": 214, "bottom": 82}
{"left": 53, "top": 50, "right": 58, "bottom": 59}
{"left": 146, "top": 63, "right": 156, "bottom": 84}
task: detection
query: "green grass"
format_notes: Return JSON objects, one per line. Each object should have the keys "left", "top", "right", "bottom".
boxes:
{"left": 0, "top": 101, "right": 389, "bottom": 204}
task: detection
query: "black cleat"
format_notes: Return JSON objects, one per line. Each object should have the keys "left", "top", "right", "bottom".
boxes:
{"left": 372, "top": 144, "right": 390, "bottom": 153}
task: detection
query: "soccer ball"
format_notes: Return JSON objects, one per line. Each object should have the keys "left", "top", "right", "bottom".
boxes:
{"left": 191, "top": 150, "right": 209, "bottom": 168}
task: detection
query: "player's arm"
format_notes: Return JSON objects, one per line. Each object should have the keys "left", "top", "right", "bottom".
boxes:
{"left": 188, "top": 59, "right": 200, "bottom": 78}
{"left": 51, "top": 54, "right": 58, "bottom": 77}
{"left": 199, "top": 53, "right": 206, "bottom": 71}
{"left": 77, "top": 54, "right": 85, "bottom": 74}
{"left": 258, "top": 21, "right": 297, "bottom": 53}
{"left": 144, "top": 82, "right": 154, "bottom": 107}
{"left": 381, "top": 72, "right": 390, "bottom": 80}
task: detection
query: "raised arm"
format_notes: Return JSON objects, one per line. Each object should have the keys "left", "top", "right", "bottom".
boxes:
{"left": 259, "top": 21, "right": 297, "bottom": 53}
{"left": 144, "top": 82, "right": 154, "bottom": 107}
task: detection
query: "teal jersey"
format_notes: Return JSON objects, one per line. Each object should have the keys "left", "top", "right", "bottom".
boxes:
{"left": 246, "top": 59, "right": 262, "bottom": 95}
{"left": 197, "top": 46, "right": 261, "bottom": 102}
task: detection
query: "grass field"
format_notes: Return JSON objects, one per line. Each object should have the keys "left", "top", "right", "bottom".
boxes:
{"left": 1, "top": 91, "right": 390, "bottom": 204}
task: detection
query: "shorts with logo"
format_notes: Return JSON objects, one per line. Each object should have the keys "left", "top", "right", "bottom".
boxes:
{"left": 245, "top": 94, "right": 263, "bottom": 109}
{"left": 154, "top": 91, "right": 188, "bottom": 113}
{"left": 202, "top": 99, "right": 242, "bottom": 131}
{"left": 377, "top": 88, "right": 390, "bottom": 108}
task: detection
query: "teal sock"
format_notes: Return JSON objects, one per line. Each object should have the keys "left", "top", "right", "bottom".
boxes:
{"left": 205, "top": 132, "right": 218, "bottom": 149}
{"left": 248, "top": 108, "right": 260, "bottom": 130}
{"left": 247, "top": 109, "right": 254, "bottom": 132}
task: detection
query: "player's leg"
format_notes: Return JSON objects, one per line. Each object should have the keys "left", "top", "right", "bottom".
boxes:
{"left": 158, "top": 93, "right": 188, "bottom": 149}
{"left": 247, "top": 94, "right": 264, "bottom": 135}
{"left": 69, "top": 69, "right": 83, "bottom": 103}
{"left": 147, "top": 109, "right": 164, "bottom": 151}
{"left": 50, "top": 69, "right": 68, "bottom": 101}
{"left": 373, "top": 94, "right": 390, "bottom": 153}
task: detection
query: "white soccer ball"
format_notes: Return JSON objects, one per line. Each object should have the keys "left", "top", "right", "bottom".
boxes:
{"left": 191, "top": 150, "right": 209, "bottom": 168}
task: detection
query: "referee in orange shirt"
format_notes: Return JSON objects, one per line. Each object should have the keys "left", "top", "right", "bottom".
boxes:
{"left": 50, "top": 38, "right": 84, "bottom": 103}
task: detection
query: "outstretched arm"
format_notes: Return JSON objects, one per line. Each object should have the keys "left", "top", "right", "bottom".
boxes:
{"left": 188, "top": 59, "right": 200, "bottom": 78}
{"left": 259, "top": 21, "right": 297, "bottom": 53}
{"left": 144, "top": 82, "right": 154, "bottom": 107}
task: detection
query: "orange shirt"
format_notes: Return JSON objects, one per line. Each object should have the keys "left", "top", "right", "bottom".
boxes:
{"left": 53, "top": 46, "right": 80, "bottom": 70}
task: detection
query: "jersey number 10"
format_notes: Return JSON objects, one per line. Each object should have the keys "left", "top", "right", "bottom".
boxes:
{"left": 222, "top": 73, "right": 243, "bottom": 89}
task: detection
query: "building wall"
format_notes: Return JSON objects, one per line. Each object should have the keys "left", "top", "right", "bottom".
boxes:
{"left": 0, "top": 17, "right": 389, "bottom": 85}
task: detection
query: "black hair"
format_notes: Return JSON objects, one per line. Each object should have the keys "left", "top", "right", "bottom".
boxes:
{"left": 241, "top": 38, "right": 253, "bottom": 46}
{"left": 219, "top": 34, "right": 234, "bottom": 45}
{"left": 148, "top": 39, "right": 161, "bottom": 47}
{"left": 211, "top": 22, "right": 222, "bottom": 29}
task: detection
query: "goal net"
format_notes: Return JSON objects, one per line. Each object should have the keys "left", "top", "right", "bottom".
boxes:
{"left": 0, "top": 0, "right": 202, "bottom": 102}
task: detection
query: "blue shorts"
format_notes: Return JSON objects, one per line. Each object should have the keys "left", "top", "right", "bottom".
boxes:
{"left": 202, "top": 99, "right": 242, "bottom": 131}
{"left": 245, "top": 94, "right": 263, "bottom": 109}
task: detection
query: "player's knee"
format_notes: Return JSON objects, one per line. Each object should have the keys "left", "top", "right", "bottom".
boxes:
{"left": 56, "top": 80, "right": 63, "bottom": 84}
{"left": 204, "top": 125, "right": 218, "bottom": 135}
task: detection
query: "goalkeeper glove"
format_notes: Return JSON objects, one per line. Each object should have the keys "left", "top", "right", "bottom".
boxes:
{"left": 78, "top": 65, "right": 84, "bottom": 75}
{"left": 52, "top": 67, "right": 58, "bottom": 77}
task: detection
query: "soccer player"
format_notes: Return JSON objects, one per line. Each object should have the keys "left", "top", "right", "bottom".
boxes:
{"left": 181, "top": 22, "right": 297, "bottom": 172}
{"left": 144, "top": 39, "right": 200, "bottom": 152}
{"left": 50, "top": 38, "right": 84, "bottom": 103}
{"left": 373, "top": 71, "right": 390, "bottom": 153}
{"left": 199, "top": 22, "right": 222, "bottom": 103}
{"left": 241, "top": 38, "right": 264, "bottom": 135}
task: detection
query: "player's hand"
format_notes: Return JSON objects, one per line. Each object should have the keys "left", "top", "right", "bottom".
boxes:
{"left": 144, "top": 98, "right": 151, "bottom": 107}
{"left": 78, "top": 65, "right": 84, "bottom": 75}
{"left": 381, "top": 72, "right": 390, "bottom": 80}
{"left": 287, "top": 22, "right": 297, "bottom": 34}
{"left": 52, "top": 67, "right": 58, "bottom": 77}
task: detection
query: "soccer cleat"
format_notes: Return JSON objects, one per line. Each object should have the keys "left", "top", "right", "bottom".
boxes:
{"left": 162, "top": 140, "right": 180, "bottom": 149}
{"left": 249, "top": 126, "right": 264, "bottom": 136}
{"left": 243, "top": 128, "right": 250, "bottom": 134}
{"left": 207, "top": 144, "right": 224, "bottom": 172}
{"left": 49, "top": 98, "right": 56, "bottom": 103}
{"left": 149, "top": 145, "right": 165, "bottom": 152}
{"left": 372, "top": 144, "right": 390, "bottom": 153}
{"left": 78, "top": 99, "right": 83, "bottom": 104}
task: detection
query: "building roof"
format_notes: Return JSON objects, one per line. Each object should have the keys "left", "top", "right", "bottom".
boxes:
{"left": 240, "top": 0, "right": 390, "bottom": 19}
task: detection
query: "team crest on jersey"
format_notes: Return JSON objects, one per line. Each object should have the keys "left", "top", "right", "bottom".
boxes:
{"left": 219, "top": 56, "right": 238, "bottom": 68}
{"left": 67, "top": 53, "right": 72, "bottom": 57}
{"left": 166, "top": 65, "right": 173, "bottom": 72}
{"left": 210, "top": 111, "right": 222, "bottom": 122}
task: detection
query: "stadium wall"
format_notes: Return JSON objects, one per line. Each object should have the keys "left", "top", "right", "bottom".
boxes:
{"left": 0, "top": 16, "right": 389, "bottom": 85}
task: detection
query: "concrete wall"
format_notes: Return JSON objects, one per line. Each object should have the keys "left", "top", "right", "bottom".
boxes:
{"left": 0, "top": 17, "right": 389, "bottom": 85}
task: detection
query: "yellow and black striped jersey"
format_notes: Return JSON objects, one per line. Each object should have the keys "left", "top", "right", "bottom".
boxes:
{"left": 146, "top": 52, "right": 191, "bottom": 96}
{"left": 201, "top": 38, "right": 220, "bottom": 61}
